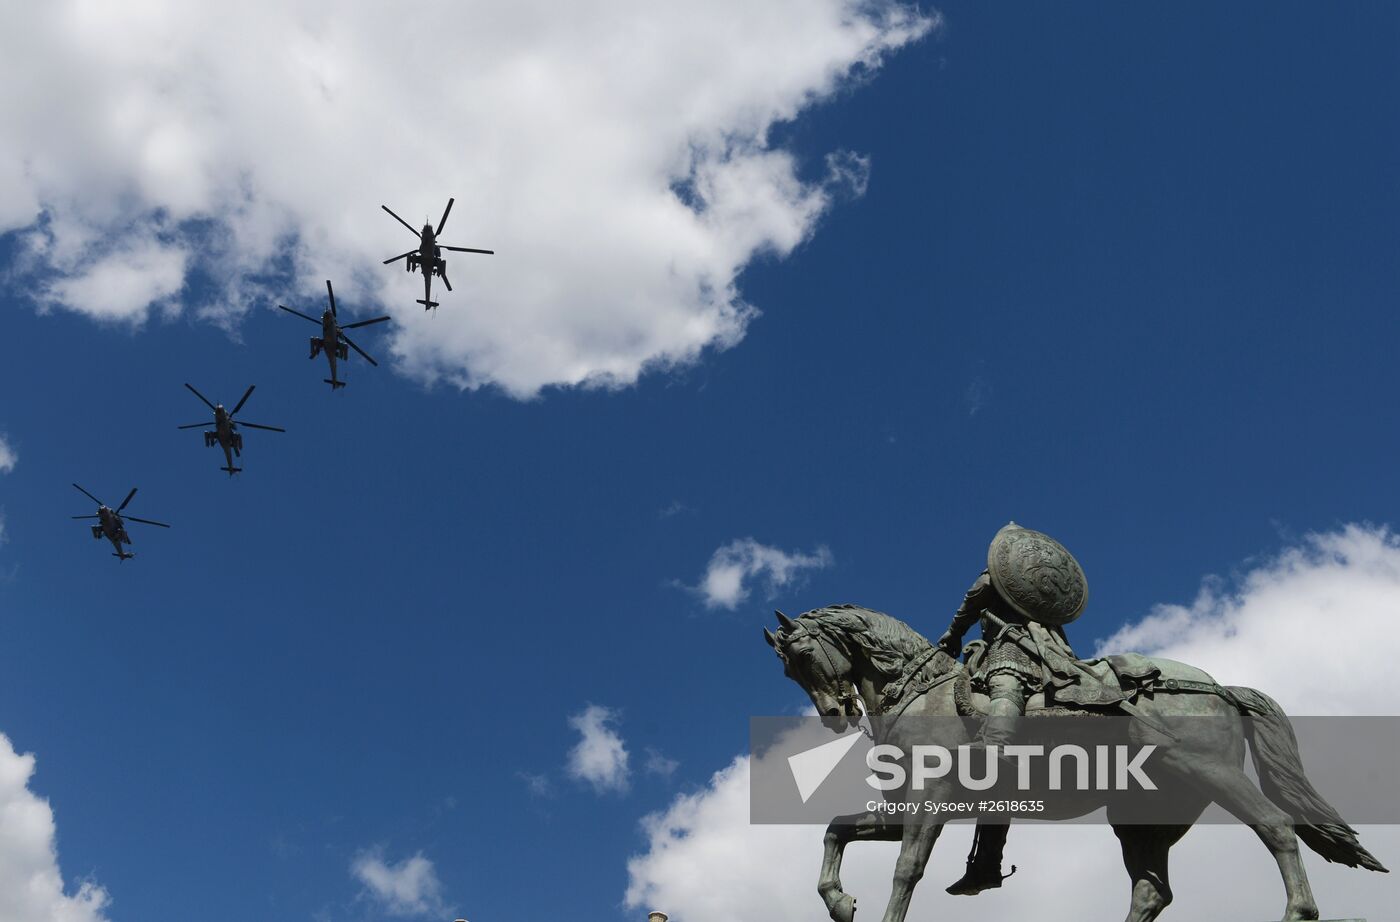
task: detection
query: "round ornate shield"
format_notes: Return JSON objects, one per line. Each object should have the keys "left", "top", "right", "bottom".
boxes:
{"left": 986, "top": 522, "right": 1088, "bottom": 626}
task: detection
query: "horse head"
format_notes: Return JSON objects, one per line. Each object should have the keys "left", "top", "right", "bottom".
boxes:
{"left": 765, "top": 609, "right": 864, "bottom": 730}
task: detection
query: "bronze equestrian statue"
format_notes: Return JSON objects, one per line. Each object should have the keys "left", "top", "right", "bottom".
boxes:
{"left": 764, "top": 523, "right": 1387, "bottom": 922}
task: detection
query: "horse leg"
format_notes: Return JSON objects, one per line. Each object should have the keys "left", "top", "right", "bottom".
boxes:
{"left": 819, "top": 811, "right": 901, "bottom": 922}
{"left": 878, "top": 819, "right": 943, "bottom": 922}
{"left": 1177, "top": 761, "right": 1320, "bottom": 920}
{"left": 1113, "top": 824, "right": 1189, "bottom": 922}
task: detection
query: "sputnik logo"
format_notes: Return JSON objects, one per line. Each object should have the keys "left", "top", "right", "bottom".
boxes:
{"left": 787, "top": 730, "right": 866, "bottom": 803}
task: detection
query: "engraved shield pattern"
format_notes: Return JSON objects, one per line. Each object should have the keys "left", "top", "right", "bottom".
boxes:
{"left": 987, "top": 523, "right": 1088, "bottom": 626}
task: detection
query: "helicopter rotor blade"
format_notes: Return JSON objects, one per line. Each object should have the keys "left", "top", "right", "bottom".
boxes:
{"left": 72, "top": 483, "right": 103, "bottom": 505}
{"left": 383, "top": 250, "right": 415, "bottom": 265}
{"left": 124, "top": 516, "right": 171, "bottom": 528}
{"left": 339, "top": 332, "right": 378, "bottom": 367}
{"left": 184, "top": 383, "right": 217, "bottom": 412}
{"left": 278, "top": 304, "right": 321, "bottom": 325}
{"left": 117, "top": 487, "right": 138, "bottom": 512}
{"left": 177, "top": 422, "right": 211, "bottom": 429}
{"left": 341, "top": 315, "right": 390, "bottom": 330}
{"left": 71, "top": 515, "right": 100, "bottom": 520}
{"left": 231, "top": 385, "right": 256, "bottom": 415}
{"left": 382, "top": 205, "right": 420, "bottom": 237}
{"left": 436, "top": 197, "right": 455, "bottom": 236}
{"left": 237, "top": 421, "right": 285, "bottom": 433}
{"left": 440, "top": 246, "right": 494, "bottom": 255}
{"left": 325, "top": 280, "right": 337, "bottom": 317}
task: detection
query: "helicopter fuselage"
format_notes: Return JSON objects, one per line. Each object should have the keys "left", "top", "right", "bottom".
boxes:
{"left": 92, "top": 506, "right": 132, "bottom": 556}
{"left": 205, "top": 405, "right": 241, "bottom": 471}
{"left": 407, "top": 225, "right": 447, "bottom": 307}
{"left": 318, "top": 309, "right": 344, "bottom": 383}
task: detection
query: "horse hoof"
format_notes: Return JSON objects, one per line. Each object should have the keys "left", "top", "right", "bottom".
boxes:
{"left": 828, "top": 892, "right": 856, "bottom": 922}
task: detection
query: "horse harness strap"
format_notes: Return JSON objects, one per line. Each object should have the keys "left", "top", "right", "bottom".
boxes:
{"left": 880, "top": 646, "right": 959, "bottom": 718}
{"left": 1152, "top": 677, "right": 1243, "bottom": 707}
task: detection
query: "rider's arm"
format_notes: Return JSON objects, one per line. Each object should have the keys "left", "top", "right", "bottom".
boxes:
{"left": 938, "top": 570, "right": 993, "bottom": 654}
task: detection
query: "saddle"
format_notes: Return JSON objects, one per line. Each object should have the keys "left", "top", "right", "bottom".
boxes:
{"left": 956, "top": 640, "right": 1162, "bottom": 718}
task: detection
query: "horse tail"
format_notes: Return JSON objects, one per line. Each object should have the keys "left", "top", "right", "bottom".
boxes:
{"left": 1226, "top": 685, "right": 1388, "bottom": 872}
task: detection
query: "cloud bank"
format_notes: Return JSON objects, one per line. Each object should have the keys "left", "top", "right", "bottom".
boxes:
{"left": 0, "top": 734, "right": 110, "bottom": 922}
{"left": 1094, "top": 523, "right": 1400, "bottom": 715}
{"left": 627, "top": 524, "right": 1400, "bottom": 921}
{"left": 1, "top": 1, "right": 934, "bottom": 396}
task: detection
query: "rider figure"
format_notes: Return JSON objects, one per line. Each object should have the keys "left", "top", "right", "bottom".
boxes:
{"left": 935, "top": 523, "right": 1089, "bottom": 896}
{"left": 937, "top": 568, "right": 1080, "bottom": 748}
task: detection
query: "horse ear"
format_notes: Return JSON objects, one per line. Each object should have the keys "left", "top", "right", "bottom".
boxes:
{"left": 763, "top": 627, "right": 778, "bottom": 648}
{"left": 775, "top": 610, "right": 796, "bottom": 630}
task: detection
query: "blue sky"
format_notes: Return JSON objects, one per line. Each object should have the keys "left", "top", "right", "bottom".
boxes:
{"left": 1, "top": 3, "right": 1398, "bottom": 921}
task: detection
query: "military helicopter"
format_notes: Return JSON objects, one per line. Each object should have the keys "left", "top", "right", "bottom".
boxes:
{"left": 277, "top": 280, "right": 390, "bottom": 389}
{"left": 70, "top": 483, "right": 169, "bottom": 561}
{"left": 178, "top": 383, "right": 285, "bottom": 475}
{"left": 381, "top": 197, "right": 494, "bottom": 310}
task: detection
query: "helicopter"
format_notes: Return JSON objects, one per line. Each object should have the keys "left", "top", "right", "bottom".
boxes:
{"left": 382, "top": 197, "right": 494, "bottom": 310}
{"left": 70, "top": 483, "right": 169, "bottom": 561}
{"left": 178, "top": 383, "right": 285, "bottom": 475}
{"left": 278, "top": 280, "right": 390, "bottom": 389}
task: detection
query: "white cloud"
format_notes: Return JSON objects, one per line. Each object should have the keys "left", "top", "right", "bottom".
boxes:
{"left": 0, "top": 435, "right": 16, "bottom": 474}
{"left": 644, "top": 748, "right": 680, "bottom": 779}
{"left": 0, "top": 734, "right": 111, "bottom": 922}
{"left": 350, "top": 849, "right": 447, "bottom": 918}
{"left": 568, "top": 704, "right": 631, "bottom": 794}
{"left": 0, "top": 1, "right": 935, "bottom": 396}
{"left": 626, "top": 525, "right": 1400, "bottom": 922}
{"left": 694, "top": 538, "right": 833, "bottom": 610}
{"left": 37, "top": 235, "right": 187, "bottom": 323}
{"left": 1093, "top": 523, "right": 1400, "bottom": 715}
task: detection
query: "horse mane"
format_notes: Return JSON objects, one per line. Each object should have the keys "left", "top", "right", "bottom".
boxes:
{"left": 789, "top": 603, "right": 957, "bottom": 679}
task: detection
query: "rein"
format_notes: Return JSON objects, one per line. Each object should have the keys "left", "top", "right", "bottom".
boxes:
{"left": 876, "top": 645, "right": 961, "bottom": 718}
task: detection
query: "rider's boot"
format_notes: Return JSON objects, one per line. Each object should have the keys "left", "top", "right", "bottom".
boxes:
{"left": 946, "top": 824, "right": 1016, "bottom": 895}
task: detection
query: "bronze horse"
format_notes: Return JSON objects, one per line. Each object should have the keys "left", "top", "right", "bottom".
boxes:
{"left": 765, "top": 604, "right": 1386, "bottom": 922}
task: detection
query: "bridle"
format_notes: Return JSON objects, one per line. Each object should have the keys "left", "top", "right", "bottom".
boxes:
{"left": 784, "top": 624, "right": 864, "bottom": 720}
